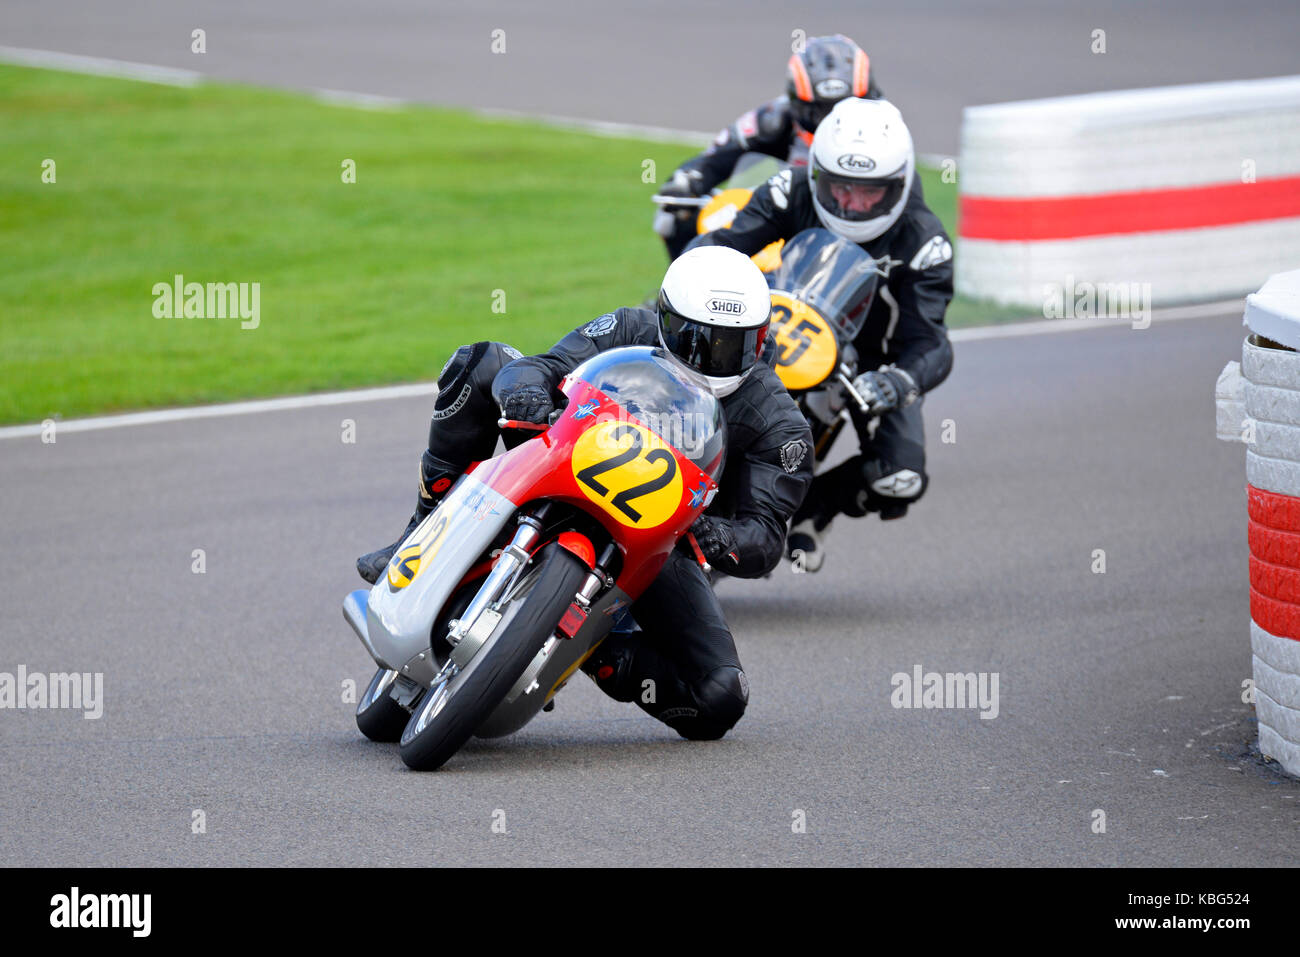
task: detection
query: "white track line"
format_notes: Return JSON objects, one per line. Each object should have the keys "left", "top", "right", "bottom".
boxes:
{"left": 0, "top": 383, "right": 438, "bottom": 440}
{"left": 475, "top": 107, "right": 712, "bottom": 146}
{"left": 0, "top": 45, "right": 200, "bottom": 86}
{"left": 313, "top": 88, "right": 407, "bottom": 111}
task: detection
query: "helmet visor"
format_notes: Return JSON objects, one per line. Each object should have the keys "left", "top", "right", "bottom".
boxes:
{"left": 658, "top": 293, "right": 767, "bottom": 381}
{"left": 812, "top": 163, "right": 905, "bottom": 223}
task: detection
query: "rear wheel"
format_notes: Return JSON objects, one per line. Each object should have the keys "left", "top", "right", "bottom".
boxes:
{"left": 398, "top": 543, "right": 588, "bottom": 771}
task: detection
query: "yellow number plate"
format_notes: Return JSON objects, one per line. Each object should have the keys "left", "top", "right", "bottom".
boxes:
{"left": 769, "top": 292, "right": 837, "bottom": 392}
{"left": 387, "top": 512, "right": 449, "bottom": 589}
{"left": 571, "top": 421, "right": 683, "bottom": 529}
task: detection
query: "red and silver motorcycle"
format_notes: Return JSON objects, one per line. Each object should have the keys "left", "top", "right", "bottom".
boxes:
{"left": 342, "top": 346, "right": 726, "bottom": 770}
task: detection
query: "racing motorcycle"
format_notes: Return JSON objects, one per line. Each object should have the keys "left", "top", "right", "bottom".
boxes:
{"left": 342, "top": 346, "right": 726, "bottom": 771}
{"left": 763, "top": 227, "right": 881, "bottom": 465}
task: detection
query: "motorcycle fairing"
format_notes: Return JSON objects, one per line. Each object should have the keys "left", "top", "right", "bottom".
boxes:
{"left": 365, "top": 474, "right": 516, "bottom": 679}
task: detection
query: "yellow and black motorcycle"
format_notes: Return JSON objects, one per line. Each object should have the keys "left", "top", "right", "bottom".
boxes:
{"left": 762, "top": 227, "right": 882, "bottom": 464}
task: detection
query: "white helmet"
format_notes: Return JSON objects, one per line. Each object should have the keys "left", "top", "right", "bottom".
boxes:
{"left": 657, "top": 246, "right": 772, "bottom": 398}
{"left": 809, "top": 97, "right": 914, "bottom": 244}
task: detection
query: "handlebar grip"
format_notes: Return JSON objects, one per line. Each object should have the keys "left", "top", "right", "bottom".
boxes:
{"left": 650, "top": 194, "right": 710, "bottom": 208}
{"left": 496, "top": 418, "right": 549, "bottom": 432}
{"left": 686, "top": 532, "right": 712, "bottom": 574}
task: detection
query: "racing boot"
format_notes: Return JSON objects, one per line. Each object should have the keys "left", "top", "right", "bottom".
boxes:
{"left": 786, "top": 519, "right": 827, "bottom": 573}
{"left": 579, "top": 630, "right": 640, "bottom": 702}
{"left": 355, "top": 451, "right": 462, "bottom": 585}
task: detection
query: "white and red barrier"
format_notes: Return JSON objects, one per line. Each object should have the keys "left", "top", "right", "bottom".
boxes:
{"left": 1220, "top": 270, "right": 1300, "bottom": 775}
{"left": 957, "top": 77, "right": 1300, "bottom": 308}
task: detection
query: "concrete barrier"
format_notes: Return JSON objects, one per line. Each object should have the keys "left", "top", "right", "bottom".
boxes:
{"left": 1219, "top": 269, "right": 1300, "bottom": 774}
{"left": 959, "top": 77, "right": 1300, "bottom": 310}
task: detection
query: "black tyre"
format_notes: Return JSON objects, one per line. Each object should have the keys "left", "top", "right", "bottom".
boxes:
{"left": 398, "top": 543, "right": 587, "bottom": 771}
{"left": 355, "top": 667, "right": 413, "bottom": 743}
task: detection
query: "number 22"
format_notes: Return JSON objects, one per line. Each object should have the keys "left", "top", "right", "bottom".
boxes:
{"left": 576, "top": 425, "right": 678, "bottom": 523}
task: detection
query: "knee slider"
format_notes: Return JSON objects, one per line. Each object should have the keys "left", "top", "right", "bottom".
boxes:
{"left": 432, "top": 342, "right": 487, "bottom": 418}
{"left": 679, "top": 666, "right": 748, "bottom": 740}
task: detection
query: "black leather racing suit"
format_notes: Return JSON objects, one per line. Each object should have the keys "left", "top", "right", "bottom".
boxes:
{"left": 685, "top": 170, "right": 954, "bottom": 526}
{"left": 422, "top": 308, "right": 813, "bottom": 740}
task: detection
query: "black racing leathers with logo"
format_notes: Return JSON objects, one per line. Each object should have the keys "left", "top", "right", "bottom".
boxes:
{"left": 685, "top": 171, "right": 954, "bottom": 524}
{"left": 493, "top": 306, "right": 814, "bottom": 579}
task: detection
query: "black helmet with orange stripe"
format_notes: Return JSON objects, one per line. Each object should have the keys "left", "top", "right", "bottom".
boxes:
{"left": 786, "top": 35, "right": 879, "bottom": 136}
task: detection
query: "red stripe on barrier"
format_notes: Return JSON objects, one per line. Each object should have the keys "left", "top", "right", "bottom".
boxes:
{"left": 1248, "top": 484, "right": 1300, "bottom": 533}
{"left": 1247, "top": 522, "right": 1300, "bottom": 570}
{"left": 1250, "top": 555, "right": 1300, "bottom": 604}
{"left": 1251, "top": 587, "right": 1300, "bottom": 641}
{"left": 959, "top": 176, "right": 1300, "bottom": 241}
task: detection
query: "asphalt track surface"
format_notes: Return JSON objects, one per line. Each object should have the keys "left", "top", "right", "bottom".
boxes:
{"left": 4, "top": 0, "right": 1300, "bottom": 154}
{"left": 3, "top": 2, "right": 1299, "bottom": 867}
{"left": 3, "top": 311, "right": 1297, "bottom": 866}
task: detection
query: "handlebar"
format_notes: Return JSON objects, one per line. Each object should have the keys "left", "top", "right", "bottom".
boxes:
{"left": 650, "top": 194, "right": 711, "bottom": 208}
{"left": 686, "top": 532, "right": 712, "bottom": 574}
{"left": 497, "top": 408, "right": 565, "bottom": 432}
{"left": 836, "top": 365, "right": 873, "bottom": 416}
{"left": 496, "top": 418, "right": 549, "bottom": 432}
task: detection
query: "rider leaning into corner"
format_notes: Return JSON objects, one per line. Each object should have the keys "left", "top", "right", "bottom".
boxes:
{"left": 685, "top": 97, "right": 955, "bottom": 573}
{"left": 655, "top": 33, "right": 887, "bottom": 260}
{"left": 355, "top": 246, "right": 814, "bottom": 741}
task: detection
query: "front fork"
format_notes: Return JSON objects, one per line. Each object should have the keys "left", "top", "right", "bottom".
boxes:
{"left": 416, "top": 513, "right": 549, "bottom": 700}
{"left": 442, "top": 507, "right": 612, "bottom": 677}
{"left": 809, "top": 362, "right": 877, "bottom": 463}
{"left": 444, "top": 510, "right": 546, "bottom": 665}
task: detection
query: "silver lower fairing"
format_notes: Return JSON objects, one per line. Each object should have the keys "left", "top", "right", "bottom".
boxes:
{"left": 362, "top": 475, "right": 517, "bottom": 685}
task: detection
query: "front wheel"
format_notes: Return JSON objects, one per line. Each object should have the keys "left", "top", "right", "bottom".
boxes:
{"left": 398, "top": 543, "right": 588, "bottom": 771}
{"left": 355, "top": 667, "right": 411, "bottom": 742}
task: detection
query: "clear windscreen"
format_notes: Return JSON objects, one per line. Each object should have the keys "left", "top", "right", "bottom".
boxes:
{"left": 765, "top": 228, "right": 880, "bottom": 342}
{"left": 565, "top": 346, "right": 727, "bottom": 479}
{"left": 727, "top": 152, "right": 787, "bottom": 190}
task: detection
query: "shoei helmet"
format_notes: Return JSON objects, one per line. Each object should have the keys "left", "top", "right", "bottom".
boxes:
{"left": 657, "top": 246, "right": 773, "bottom": 397}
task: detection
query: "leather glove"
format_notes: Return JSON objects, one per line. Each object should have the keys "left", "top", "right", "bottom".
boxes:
{"left": 684, "top": 514, "right": 738, "bottom": 566}
{"left": 851, "top": 365, "right": 919, "bottom": 416}
{"left": 499, "top": 385, "right": 554, "bottom": 424}
{"left": 657, "top": 168, "right": 706, "bottom": 205}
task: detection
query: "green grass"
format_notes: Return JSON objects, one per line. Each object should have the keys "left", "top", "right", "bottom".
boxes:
{"left": 0, "top": 65, "right": 1024, "bottom": 424}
